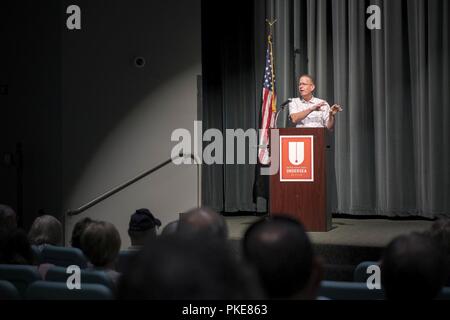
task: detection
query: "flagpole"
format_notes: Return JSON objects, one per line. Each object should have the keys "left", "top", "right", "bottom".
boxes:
{"left": 266, "top": 19, "right": 277, "bottom": 127}
{"left": 255, "top": 18, "right": 278, "bottom": 215}
{"left": 266, "top": 19, "right": 277, "bottom": 216}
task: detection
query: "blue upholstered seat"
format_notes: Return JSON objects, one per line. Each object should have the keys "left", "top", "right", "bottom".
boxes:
{"left": 41, "top": 245, "right": 88, "bottom": 268}
{"left": 26, "top": 280, "right": 113, "bottom": 300}
{"left": 0, "top": 264, "right": 41, "bottom": 297}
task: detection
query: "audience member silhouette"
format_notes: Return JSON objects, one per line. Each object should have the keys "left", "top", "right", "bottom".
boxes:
{"left": 0, "top": 204, "right": 17, "bottom": 231}
{"left": 177, "top": 207, "right": 228, "bottom": 240}
{"left": 81, "top": 221, "right": 122, "bottom": 286}
{"left": 128, "top": 208, "right": 161, "bottom": 249}
{"left": 161, "top": 220, "right": 178, "bottom": 236}
{"left": 242, "top": 216, "right": 323, "bottom": 299}
{"left": 28, "top": 215, "right": 63, "bottom": 251}
{"left": 381, "top": 232, "right": 446, "bottom": 300}
{"left": 118, "top": 235, "right": 263, "bottom": 299}
{"left": 71, "top": 217, "right": 94, "bottom": 250}
{"left": 0, "top": 228, "right": 34, "bottom": 265}
{"left": 427, "top": 219, "right": 450, "bottom": 285}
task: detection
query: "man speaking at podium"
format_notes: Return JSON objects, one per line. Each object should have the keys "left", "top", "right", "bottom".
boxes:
{"left": 288, "top": 75, "right": 342, "bottom": 130}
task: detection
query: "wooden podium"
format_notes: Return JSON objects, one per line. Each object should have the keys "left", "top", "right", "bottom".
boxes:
{"left": 269, "top": 128, "right": 331, "bottom": 232}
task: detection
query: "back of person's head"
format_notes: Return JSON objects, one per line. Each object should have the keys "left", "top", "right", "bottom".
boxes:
{"left": 428, "top": 218, "right": 450, "bottom": 284}
{"left": 28, "top": 214, "right": 62, "bottom": 246}
{"left": 128, "top": 208, "right": 161, "bottom": 246}
{"left": 71, "top": 217, "right": 94, "bottom": 249}
{"left": 429, "top": 218, "right": 450, "bottom": 254}
{"left": 81, "top": 221, "right": 121, "bottom": 268}
{"left": 161, "top": 220, "right": 178, "bottom": 236}
{"left": 243, "top": 216, "right": 320, "bottom": 299}
{"left": 178, "top": 207, "right": 228, "bottom": 240}
{"left": 0, "top": 204, "right": 17, "bottom": 231}
{"left": 118, "top": 234, "right": 263, "bottom": 299}
{"left": 381, "top": 232, "right": 446, "bottom": 300}
{"left": 0, "top": 228, "right": 34, "bottom": 265}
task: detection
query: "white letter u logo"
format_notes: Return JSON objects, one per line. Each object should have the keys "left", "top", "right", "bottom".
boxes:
{"left": 288, "top": 142, "right": 304, "bottom": 165}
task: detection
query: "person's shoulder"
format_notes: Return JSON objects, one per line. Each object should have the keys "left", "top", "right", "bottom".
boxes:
{"left": 289, "top": 97, "right": 301, "bottom": 106}
{"left": 288, "top": 98, "right": 301, "bottom": 113}
{"left": 290, "top": 97, "right": 308, "bottom": 108}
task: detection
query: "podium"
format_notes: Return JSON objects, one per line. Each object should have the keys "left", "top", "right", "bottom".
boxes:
{"left": 269, "top": 128, "right": 331, "bottom": 232}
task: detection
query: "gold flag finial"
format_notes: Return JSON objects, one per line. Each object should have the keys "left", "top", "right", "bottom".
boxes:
{"left": 265, "top": 19, "right": 277, "bottom": 38}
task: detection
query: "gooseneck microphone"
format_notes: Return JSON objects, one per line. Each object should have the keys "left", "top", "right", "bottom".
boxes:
{"left": 280, "top": 99, "right": 292, "bottom": 108}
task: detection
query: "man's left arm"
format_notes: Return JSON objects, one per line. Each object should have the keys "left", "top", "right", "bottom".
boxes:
{"left": 326, "top": 112, "right": 335, "bottom": 131}
{"left": 322, "top": 103, "right": 334, "bottom": 131}
{"left": 326, "top": 104, "right": 342, "bottom": 131}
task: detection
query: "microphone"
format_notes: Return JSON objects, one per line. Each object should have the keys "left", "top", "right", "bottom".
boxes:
{"left": 280, "top": 99, "right": 291, "bottom": 108}
{"left": 273, "top": 99, "right": 292, "bottom": 129}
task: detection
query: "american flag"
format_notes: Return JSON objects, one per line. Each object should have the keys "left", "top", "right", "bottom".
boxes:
{"left": 258, "top": 35, "right": 277, "bottom": 165}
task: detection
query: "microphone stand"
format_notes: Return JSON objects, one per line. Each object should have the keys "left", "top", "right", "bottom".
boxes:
{"left": 273, "top": 105, "right": 288, "bottom": 129}
{"left": 267, "top": 104, "right": 288, "bottom": 160}
{"left": 264, "top": 102, "right": 288, "bottom": 213}
{"left": 260, "top": 101, "right": 290, "bottom": 156}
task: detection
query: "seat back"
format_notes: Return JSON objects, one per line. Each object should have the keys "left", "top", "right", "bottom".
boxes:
{"left": 26, "top": 280, "right": 113, "bottom": 300}
{"left": 318, "top": 280, "right": 385, "bottom": 300}
{"left": 0, "top": 280, "right": 21, "bottom": 300}
{"left": 0, "top": 264, "right": 41, "bottom": 297}
{"left": 30, "top": 245, "right": 42, "bottom": 265}
{"left": 436, "top": 287, "right": 450, "bottom": 300}
{"left": 41, "top": 245, "right": 88, "bottom": 268}
{"left": 353, "top": 261, "right": 380, "bottom": 282}
{"left": 45, "top": 266, "right": 115, "bottom": 290}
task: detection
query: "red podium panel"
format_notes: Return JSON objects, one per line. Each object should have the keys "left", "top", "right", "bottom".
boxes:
{"left": 270, "top": 128, "right": 331, "bottom": 232}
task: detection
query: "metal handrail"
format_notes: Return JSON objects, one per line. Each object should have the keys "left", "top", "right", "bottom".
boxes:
{"left": 66, "top": 153, "right": 200, "bottom": 217}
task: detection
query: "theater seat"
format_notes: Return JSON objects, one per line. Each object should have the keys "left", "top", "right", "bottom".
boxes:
{"left": 26, "top": 280, "right": 113, "bottom": 300}
{"left": 45, "top": 266, "right": 115, "bottom": 291}
{"left": 31, "top": 245, "right": 42, "bottom": 264}
{"left": 0, "top": 264, "right": 41, "bottom": 297}
{"left": 41, "top": 245, "right": 88, "bottom": 268}
{"left": 353, "top": 261, "right": 380, "bottom": 282}
{"left": 318, "top": 280, "right": 385, "bottom": 300}
{"left": 436, "top": 287, "right": 450, "bottom": 300}
{"left": 0, "top": 280, "right": 21, "bottom": 300}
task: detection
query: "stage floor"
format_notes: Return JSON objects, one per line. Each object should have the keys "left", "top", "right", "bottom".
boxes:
{"left": 226, "top": 215, "right": 434, "bottom": 280}
{"left": 226, "top": 215, "right": 434, "bottom": 247}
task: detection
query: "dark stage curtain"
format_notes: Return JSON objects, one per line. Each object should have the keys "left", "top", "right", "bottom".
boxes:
{"left": 202, "top": 0, "right": 266, "bottom": 213}
{"left": 202, "top": 0, "right": 450, "bottom": 218}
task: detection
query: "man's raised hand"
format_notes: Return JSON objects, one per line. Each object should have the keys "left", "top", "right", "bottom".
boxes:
{"left": 311, "top": 101, "right": 327, "bottom": 111}
{"left": 330, "top": 104, "right": 343, "bottom": 115}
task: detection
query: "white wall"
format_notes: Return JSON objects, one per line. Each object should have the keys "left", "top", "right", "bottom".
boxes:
{"left": 62, "top": 0, "right": 201, "bottom": 248}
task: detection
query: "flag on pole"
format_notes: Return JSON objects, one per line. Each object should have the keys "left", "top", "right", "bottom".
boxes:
{"left": 258, "top": 34, "right": 277, "bottom": 165}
